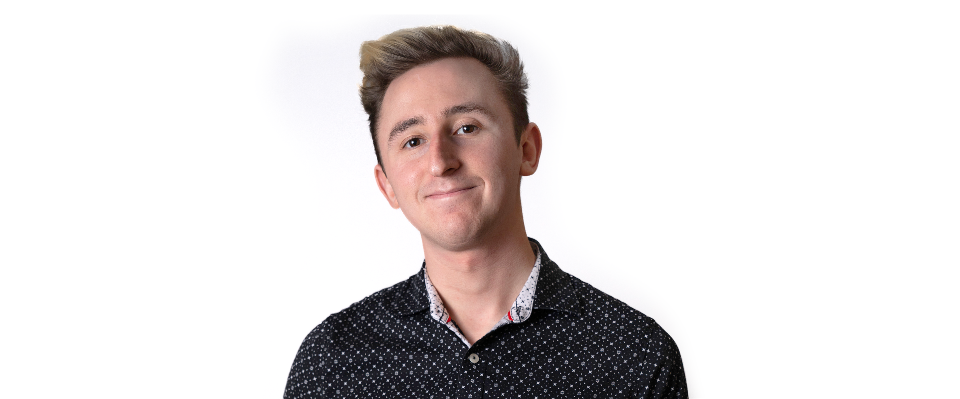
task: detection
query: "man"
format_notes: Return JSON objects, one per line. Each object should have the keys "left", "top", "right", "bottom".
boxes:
{"left": 284, "top": 26, "right": 687, "bottom": 398}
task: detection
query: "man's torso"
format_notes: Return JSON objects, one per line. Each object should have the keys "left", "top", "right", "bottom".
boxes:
{"left": 284, "top": 242, "right": 687, "bottom": 399}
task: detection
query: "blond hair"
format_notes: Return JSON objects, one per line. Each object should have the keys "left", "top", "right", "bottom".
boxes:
{"left": 359, "top": 25, "right": 530, "bottom": 167}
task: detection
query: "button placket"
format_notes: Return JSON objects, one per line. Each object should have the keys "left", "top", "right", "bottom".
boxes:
{"left": 460, "top": 349, "right": 486, "bottom": 399}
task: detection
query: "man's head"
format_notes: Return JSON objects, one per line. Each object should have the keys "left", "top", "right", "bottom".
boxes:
{"left": 360, "top": 26, "right": 542, "bottom": 252}
{"left": 359, "top": 25, "right": 530, "bottom": 169}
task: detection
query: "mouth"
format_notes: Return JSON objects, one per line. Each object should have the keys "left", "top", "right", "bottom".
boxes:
{"left": 426, "top": 186, "right": 477, "bottom": 200}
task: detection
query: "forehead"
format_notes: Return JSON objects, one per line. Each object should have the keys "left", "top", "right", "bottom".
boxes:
{"left": 378, "top": 57, "right": 509, "bottom": 137}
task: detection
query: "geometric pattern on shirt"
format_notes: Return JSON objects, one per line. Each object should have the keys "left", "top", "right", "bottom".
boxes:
{"left": 423, "top": 242, "right": 542, "bottom": 347}
{"left": 283, "top": 238, "right": 688, "bottom": 399}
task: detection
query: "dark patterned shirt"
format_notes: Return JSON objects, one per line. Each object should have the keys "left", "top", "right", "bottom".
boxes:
{"left": 284, "top": 239, "right": 688, "bottom": 398}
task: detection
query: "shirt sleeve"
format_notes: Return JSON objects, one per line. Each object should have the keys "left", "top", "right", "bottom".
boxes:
{"left": 637, "top": 323, "right": 688, "bottom": 399}
{"left": 283, "top": 322, "right": 333, "bottom": 399}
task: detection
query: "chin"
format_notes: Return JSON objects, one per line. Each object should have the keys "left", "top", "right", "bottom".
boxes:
{"left": 423, "top": 218, "right": 490, "bottom": 252}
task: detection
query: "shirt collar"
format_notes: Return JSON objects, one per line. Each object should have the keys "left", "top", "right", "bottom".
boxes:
{"left": 527, "top": 238, "right": 583, "bottom": 315}
{"left": 391, "top": 238, "right": 583, "bottom": 317}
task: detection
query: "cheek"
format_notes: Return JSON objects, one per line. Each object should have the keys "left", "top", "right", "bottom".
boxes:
{"left": 478, "top": 145, "right": 522, "bottom": 196}
{"left": 491, "top": 142, "right": 522, "bottom": 174}
{"left": 392, "top": 165, "right": 422, "bottom": 202}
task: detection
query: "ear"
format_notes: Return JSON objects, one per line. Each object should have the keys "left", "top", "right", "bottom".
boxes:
{"left": 374, "top": 164, "right": 401, "bottom": 209}
{"left": 519, "top": 122, "right": 542, "bottom": 176}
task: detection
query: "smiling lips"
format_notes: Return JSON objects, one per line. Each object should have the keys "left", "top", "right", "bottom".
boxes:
{"left": 426, "top": 186, "right": 477, "bottom": 200}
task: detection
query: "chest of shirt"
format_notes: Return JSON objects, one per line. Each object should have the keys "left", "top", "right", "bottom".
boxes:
{"left": 316, "top": 311, "right": 653, "bottom": 398}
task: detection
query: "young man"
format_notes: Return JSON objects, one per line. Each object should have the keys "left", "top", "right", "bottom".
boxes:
{"left": 284, "top": 26, "right": 687, "bottom": 398}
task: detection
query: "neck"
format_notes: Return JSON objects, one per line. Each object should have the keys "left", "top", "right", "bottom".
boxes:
{"left": 422, "top": 225, "right": 536, "bottom": 345}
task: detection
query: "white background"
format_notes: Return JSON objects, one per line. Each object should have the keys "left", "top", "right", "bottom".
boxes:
{"left": 1, "top": 2, "right": 958, "bottom": 398}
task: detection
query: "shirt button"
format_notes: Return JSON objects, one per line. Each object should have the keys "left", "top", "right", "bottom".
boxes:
{"left": 468, "top": 353, "right": 480, "bottom": 363}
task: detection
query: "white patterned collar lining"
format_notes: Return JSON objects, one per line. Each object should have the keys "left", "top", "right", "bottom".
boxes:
{"left": 423, "top": 243, "right": 542, "bottom": 347}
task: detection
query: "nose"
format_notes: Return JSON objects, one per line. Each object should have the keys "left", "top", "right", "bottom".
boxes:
{"left": 428, "top": 135, "right": 461, "bottom": 176}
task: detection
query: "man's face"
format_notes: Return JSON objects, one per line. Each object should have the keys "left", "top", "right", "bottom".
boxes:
{"left": 374, "top": 57, "right": 539, "bottom": 251}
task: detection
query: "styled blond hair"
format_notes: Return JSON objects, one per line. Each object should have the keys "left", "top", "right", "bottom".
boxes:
{"left": 359, "top": 25, "right": 530, "bottom": 168}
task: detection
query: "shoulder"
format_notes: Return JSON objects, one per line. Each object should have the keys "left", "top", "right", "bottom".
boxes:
{"left": 286, "top": 275, "right": 417, "bottom": 382}
{"left": 286, "top": 279, "right": 414, "bottom": 399}
{"left": 561, "top": 272, "right": 688, "bottom": 396}
{"left": 566, "top": 272, "right": 684, "bottom": 363}
{"left": 307, "top": 275, "right": 415, "bottom": 342}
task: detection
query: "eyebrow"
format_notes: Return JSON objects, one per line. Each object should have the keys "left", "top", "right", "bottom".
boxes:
{"left": 444, "top": 102, "right": 493, "bottom": 119}
{"left": 386, "top": 102, "right": 494, "bottom": 145}
{"left": 386, "top": 116, "right": 424, "bottom": 145}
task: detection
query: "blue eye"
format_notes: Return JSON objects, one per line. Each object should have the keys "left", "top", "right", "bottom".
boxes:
{"left": 403, "top": 138, "right": 423, "bottom": 148}
{"left": 456, "top": 125, "right": 478, "bottom": 134}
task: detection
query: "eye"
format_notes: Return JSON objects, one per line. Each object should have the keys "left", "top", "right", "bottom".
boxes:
{"left": 456, "top": 124, "right": 479, "bottom": 135}
{"left": 403, "top": 137, "right": 423, "bottom": 149}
